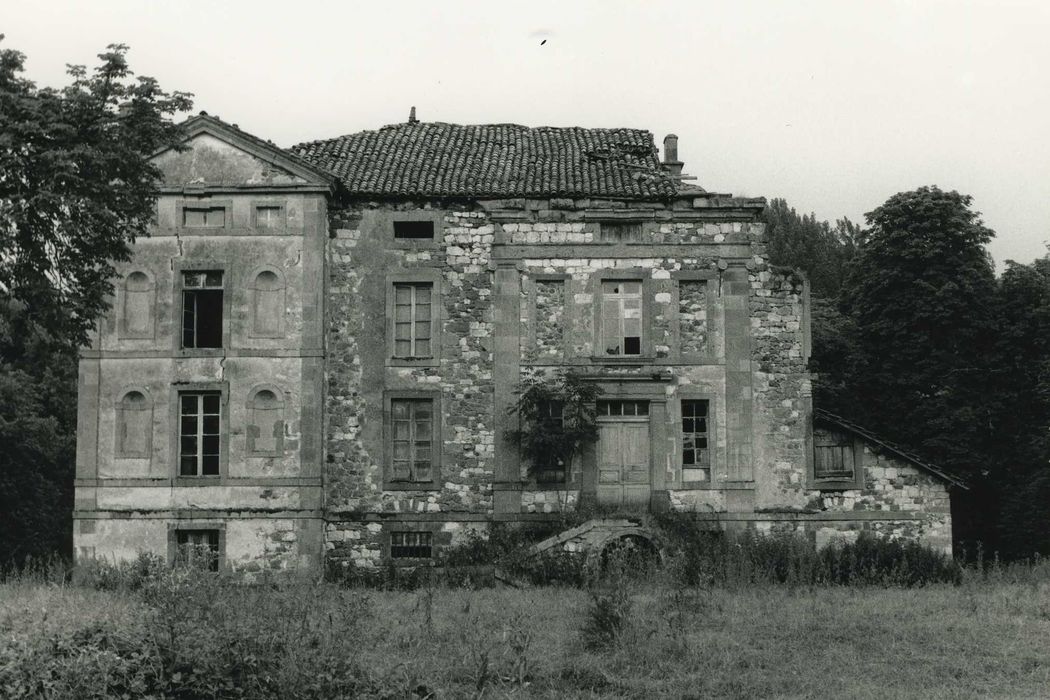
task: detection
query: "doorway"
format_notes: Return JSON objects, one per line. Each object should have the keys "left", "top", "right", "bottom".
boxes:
{"left": 596, "top": 400, "right": 651, "bottom": 507}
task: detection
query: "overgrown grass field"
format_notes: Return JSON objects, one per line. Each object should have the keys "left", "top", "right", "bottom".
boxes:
{"left": 3, "top": 563, "right": 1050, "bottom": 699}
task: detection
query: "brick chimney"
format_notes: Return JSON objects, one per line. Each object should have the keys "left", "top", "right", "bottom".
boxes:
{"left": 662, "top": 133, "right": 684, "bottom": 177}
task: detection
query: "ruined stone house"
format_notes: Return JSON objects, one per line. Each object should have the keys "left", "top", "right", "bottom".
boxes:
{"left": 72, "top": 113, "right": 964, "bottom": 572}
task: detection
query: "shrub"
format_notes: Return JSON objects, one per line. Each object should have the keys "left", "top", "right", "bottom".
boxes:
{"left": 72, "top": 552, "right": 165, "bottom": 591}
{"left": 581, "top": 576, "right": 633, "bottom": 650}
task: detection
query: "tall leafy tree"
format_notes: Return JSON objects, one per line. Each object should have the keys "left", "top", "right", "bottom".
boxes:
{"left": 0, "top": 38, "right": 191, "bottom": 567}
{"left": 841, "top": 187, "right": 998, "bottom": 484}
{"left": 762, "top": 198, "right": 860, "bottom": 298}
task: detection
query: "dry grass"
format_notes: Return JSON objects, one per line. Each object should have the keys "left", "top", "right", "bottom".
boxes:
{"left": 3, "top": 573, "right": 1050, "bottom": 699}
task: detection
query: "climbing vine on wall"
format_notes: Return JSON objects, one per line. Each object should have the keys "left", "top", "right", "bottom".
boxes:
{"left": 507, "top": 370, "right": 603, "bottom": 482}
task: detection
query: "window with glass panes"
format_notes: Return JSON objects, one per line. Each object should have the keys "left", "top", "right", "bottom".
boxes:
{"left": 596, "top": 400, "right": 650, "bottom": 417}
{"left": 255, "top": 206, "right": 282, "bottom": 228}
{"left": 175, "top": 529, "right": 219, "bottom": 571}
{"left": 390, "top": 531, "right": 433, "bottom": 559}
{"left": 681, "top": 400, "right": 710, "bottom": 479}
{"left": 390, "top": 399, "right": 433, "bottom": 482}
{"left": 393, "top": 283, "right": 433, "bottom": 358}
{"left": 601, "top": 280, "right": 643, "bottom": 355}
{"left": 182, "top": 271, "right": 224, "bottom": 349}
{"left": 536, "top": 401, "right": 566, "bottom": 483}
{"left": 179, "top": 392, "right": 221, "bottom": 476}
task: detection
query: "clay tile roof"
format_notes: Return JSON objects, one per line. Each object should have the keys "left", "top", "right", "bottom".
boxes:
{"left": 289, "top": 121, "right": 681, "bottom": 199}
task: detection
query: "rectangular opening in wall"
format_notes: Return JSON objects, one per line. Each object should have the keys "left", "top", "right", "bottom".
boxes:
{"left": 255, "top": 206, "right": 282, "bottom": 229}
{"left": 599, "top": 222, "right": 642, "bottom": 243}
{"left": 179, "top": 391, "right": 221, "bottom": 476}
{"left": 814, "top": 432, "right": 855, "bottom": 479}
{"left": 681, "top": 399, "right": 711, "bottom": 482}
{"left": 389, "top": 398, "right": 434, "bottom": 482}
{"left": 535, "top": 400, "right": 567, "bottom": 483}
{"left": 390, "top": 531, "right": 433, "bottom": 559}
{"left": 182, "top": 271, "right": 224, "bottom": 348}
{"left": 393, "top": 220, "right": 434, "bottom": 239}
{"left": 601, "top": 280, "right": 643, "bottom": 356}
{"left": 182, "top": 207, "right": 226, "bottom": 228}
{"left": 175, "top": 529, "right": 219, "bottom": 571}
{"left": 678, "top": 280, "right": 708, "bottom": 355}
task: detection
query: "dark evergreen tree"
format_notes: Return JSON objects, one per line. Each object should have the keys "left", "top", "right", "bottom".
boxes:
{"left": 0, "top": 38, "right": 190, "bottom": 568}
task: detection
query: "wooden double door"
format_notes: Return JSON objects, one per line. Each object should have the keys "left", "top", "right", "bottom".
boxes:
{"left": 596, "top": 412, "right": 651, "bottom": 507}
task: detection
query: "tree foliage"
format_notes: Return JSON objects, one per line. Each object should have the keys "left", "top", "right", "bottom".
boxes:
{"left": 0, "top": 39, "right": 190, "bottom": 567}
{"left": 762, "top": 198, "right": 861, "bottom": 298}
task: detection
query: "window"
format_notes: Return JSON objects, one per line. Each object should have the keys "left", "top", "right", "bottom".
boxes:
{"left": 393, "top": 283, "right": 433, "bottom": 358}
{"left": 250, "top": 269, "right": 285, "bottom": 338}
{"left": 183, "top": 207, "right": 226, "bottom": 228}
{"left": 535, "top": 401, "right": 567, "bottom": 483}
{"left": 248, "top": 388, "right": 283, "bottom": 455}
{"left": 597, "top": 400, "right": 649, "bottom": 416}
{"left": 393, "top": 220, "right": 434, "bottom": 239}
{"left": 390, "top": 531, "right": 433, "bottom": 559}
{"left": 179, "top": 392, "right": 221, "bottom": 476}
{"left": 182, "top": 271, "right": 224, "bottom": 349}
{"left": 601, "top": 280, "right": 643, "bottom": 355}
{"left": 116, "top": 390, "right": 151, "bottom": 458}
{"left": 121, "top": 271, "right": 154, "bottom": 338}
{"left": 681, "top": 400, "right": 711, "bottom": 482}
{"left": 255, "top": 206, "right": 282, "bottom": 229}
{"left": 600, "top": 222, "right": 642, "bottom": 243}
{"left": 175, "top": 529, "right": 220, "bottom": 571}
{"left": 390, "top": 398, "right": 434, "bottom": 483}
{"left": 814, "top": 431, "right": 855, "bottom": 480}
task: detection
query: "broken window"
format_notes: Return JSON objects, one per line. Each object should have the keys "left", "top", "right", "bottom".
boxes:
{"left": 601, "top": 280, "right": 643, "bottom": 355}
{"left": 814, "top": 431, "right": 856, "bottom": 480}
{"left": 182, "top": 271, "right": 224, "bottom": 348}
{"left": 179, "top": 392, "right": 221, "bottom": 476}
{"left": 116, "top": 390, "right": 151, "bottom": 458}
{"left": 392, "top": 283, "right": 433, "bottom": 358}
{"left": 599, "top": 222, "right": 642, "bottom": 243}
{"left": 182, "top": 206, "right": 226, "bottom": 228}
{"left": 681, "top": 400, "right": 711, "bottom": 482}
{"left": 250, "top": 270, "right": 285, "bottom": 337}
{"left": 390, "top": 531, "right": 433, "bottom": 559}
{"left": 390, "top": 398, "right": 434, "bottom": 483}
{"left": 175, "top": 529, "right": 220, "bottom": 571}
{"left": 393, "top": 220, "right": 434, "bottom": 239}
{"left": 255, "top": 206, "right": 282, "bottom": 229}
{"left": 248, "top": 389, "right": 283, "bottom": 455}
{"left": 597, "top": 400, "right": 650, "bottom": 417}
{"left": 535, "top": 401, "right": 567, "bottom": 483}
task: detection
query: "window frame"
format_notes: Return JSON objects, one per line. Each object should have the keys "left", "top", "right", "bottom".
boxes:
{"left": 170, "top": 382, "right": 229, "bottom": 481}
{"left": 598, "top": 221, "right": 645, "bottom": 244}
{"left": 523, "top": 273, "right": 571, "bottom": 364}
{"left": 388, "top": 210, "right": 443, "bottom": 248}
{"left": 167, "top": 523, "right": 226, "bottom": 572}
{"left": 250, "top": 201, "right": 287, "bottom": 231}
{"left": 383, "top": 522, "right": 446, "bottom": 564}
{"left": 671, "top": 270, "right": 718, "bottom": 364}
{"left": 246, "top": 266, "right": 287, "bottom": 339}
{"left": 114, "top": 387, "right": 153, "bottom": 460}
{"left": 383, "top": 390, "right": 442, "bottom": 491}
{"left": 176, "top": 200, "right": 232, "bottom": 232}
{"left": 173, "top": 262, "right": 231, "bottom": 356}
{"left": 246, "top": 384, "right": 286, "bottom": 457}
{"left": 807, "top": 423, "right": 865, "bottom": 491}
{"left": 118, "top": 269, "right": 157, "bottom": 340}
{"left": 386, "top": 270, "right": 442, "bottom": 367}
{"left": 679, "top": 397, "right": 715, "bottom": 487}
{"left": 592, "top": 269, "right": 653, "bottom": 361}
{"left": 533, "top": 399, "right": 569, "bottom": 485}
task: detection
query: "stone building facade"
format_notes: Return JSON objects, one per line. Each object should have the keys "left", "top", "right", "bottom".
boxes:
{"left": 73, "top": 114, "right": 963, "bottom": 572}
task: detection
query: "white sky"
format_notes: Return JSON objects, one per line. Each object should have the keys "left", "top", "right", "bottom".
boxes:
{"left": 7, "top": 0, "right": 1049, "bottom": 268}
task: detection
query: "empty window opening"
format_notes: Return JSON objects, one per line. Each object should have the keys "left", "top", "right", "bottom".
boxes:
{"left": 390, "top": 531, "right": 433, "bottom": 559}
{"left": 681, "top": 400, "right": 711, "bottom": 481}
{"left": 601, "top": 280, "right": 643, "bottom": 356}
{"left": 393, "top": 283, "right": 433, "bottom": 358}
{"left": 255, "top": 206, "right": 282, "bottom": 228}
{"left": 600, "top": 222, "right": 642, "bottom": 243}
{"left": 597, "top": 400, "right": 650, "bottom": 417}
{"left": 182, "top": 271, "right": 224, "bottom": 348}
{"left": 175, "top": 529, "right": 220, "bottom": 571}
{"left": 390, "top": 399, "right": 434, "bottom": 483}
{"left": 814, "top": 431, "right": 855, "bottom": 479}
{"left": 179, "top": 392, "right": 221, "bottom": 476}
{"left": 183, "top": 207, "right": 226, "bottom": 228}
{"left": 393, "top": 220, "right": 434, "bottom": 239}
{"left": 535, "top": 401, "right": 567, "bottom": 483}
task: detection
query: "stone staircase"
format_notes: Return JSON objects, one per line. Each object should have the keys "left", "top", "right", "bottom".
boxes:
{"left": 528, "top": 518, "right": 661, "bottom": 566}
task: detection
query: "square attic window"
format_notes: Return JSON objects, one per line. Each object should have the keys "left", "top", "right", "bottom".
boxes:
{"left": 393, "top": 220, "right": 434, "bottom": 240}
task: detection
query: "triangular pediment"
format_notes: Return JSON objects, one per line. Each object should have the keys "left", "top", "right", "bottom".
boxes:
{"left": 153, "top": 115, "right": 335, "bottom": 189}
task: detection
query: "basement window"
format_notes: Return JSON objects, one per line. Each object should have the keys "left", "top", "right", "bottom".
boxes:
{"left": 390, "top": 531, "right": 433, "bottom": 559}
{"left": 183, "top": 206, "right": 226, "bottom": 228}
{"left": 393, "top": 220, "right": 434, "bottom": 240}
{"left": 175, "top": 529, "right": 220, "bottom": 571}
{"left": 182, "top": 271, "right": 224, "bottom": 349}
